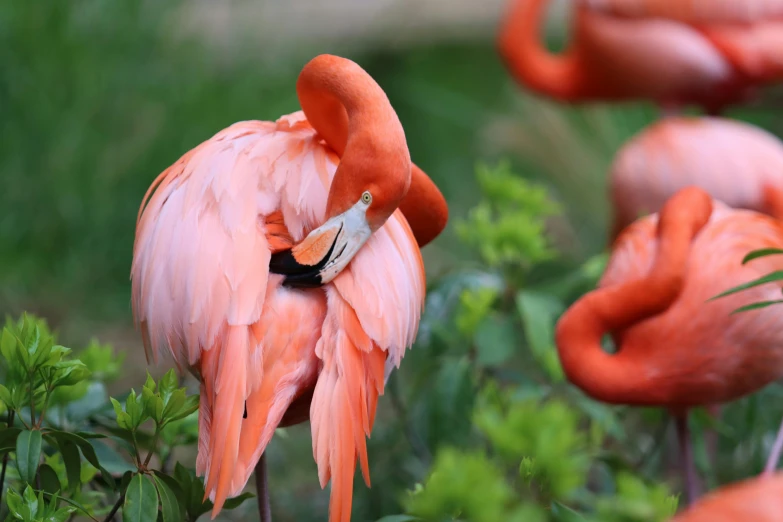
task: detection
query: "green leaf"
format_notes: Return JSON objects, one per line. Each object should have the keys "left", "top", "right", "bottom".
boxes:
{"left": 90, "top": 438, "right": 135, "bottom": 474}
{"left": 516, "top": 290, "right": 565, "bottom": 381}
{"left": 16, "top": 429, "right": 43, "bottom": 485}
{"left": 23, "top": 485, "right": 41, "bottom": 518}
{"left": 158, "top": 370, "right": 178, "bottom": 405}
{"left": 153, "top": 472, "right": 184, "bottom": 522}
{"left": 5, "top": 487, "right": 25, "bottom": 520}
{"left": 60, "top": 439, "right": 82, "bottom": 492}
{"left": 37, "top": 463, "right": 61, "bottom": 494}
{"left": 222, "top": 492, "right": 255, "bottom": 510}
{"left": 141, "top": 386, "right": 163, "bottom": 424}
{"left": 173, "top": 462, "right": 206, "bottom": 519}
{"left": 51, "top": 360, "right": 91, "bottom": 387}
{"left": 742, "top": 248, "right": 783, "bottom": 264}
{"left": 111, "top": 396, "right": 133, "bottom": 431}
{"left": 0, "top": 426, "right": 22, "bottom": 449}
{"left": 167, "top": 395, "right": 198, "bottom": 423}
{"left": 46, "top": 429, "right": 116, "bottom": 490}
{"left": 710, "top": 270, "right": 783, "bottom": 300}
{"left": 0, "top": 384, "right": 12, "bottom": 407}
{"left": 376, "top": 516, "right": 420, "bottom": 522}
{"left": 0, "top": 327, "right": 17, "bottom": 363}
{"left": 162, "top": 389, "right": 186, "bottom": 421}
{"left": 143, "top": 372, "right": 156, "bottom": 393}
{"left": 125, "top": 389, "right": 143, "bottom": 429}
{"left": 731, "top": 300, "right": 783, "bottom": 314}
{"left": 123, "top": 473, "right": 159, "bottom": 522}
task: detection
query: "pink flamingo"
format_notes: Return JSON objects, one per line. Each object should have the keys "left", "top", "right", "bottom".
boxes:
{"left": 497, "top": 0, "right": 783, "bottom": 115}
{"left": 556, "top": 187, "right": 783, "bottom": 504}
{"left": 610, "top": 116, "right": 783, "bottom": 240}
{"left": 131, "top": 54, "right": 448, "bottom": 522}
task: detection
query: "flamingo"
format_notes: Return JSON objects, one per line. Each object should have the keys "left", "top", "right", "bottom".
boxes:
{"left": 497, "top": 0, "right": 783, "bottom": 115}
{"left": 669, "top": 474, "right": 783, "bottom": 521}
{"left": 130, "top": 54, "right": 448, "bottom": 522}
{"left": 555, "top": 187, "right": 783, "bottom": 505}
{"left": 609, "top": 116, "right": 783, "bottom": 240}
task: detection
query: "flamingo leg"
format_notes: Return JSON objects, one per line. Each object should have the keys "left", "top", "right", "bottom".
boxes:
{"left": 763, "top": 417, "right": 783, "bottom": 476}
{"left": 705, "top": 405, "right": 720, "bottom": 472}
{"left": 675, "top": 413, "right": 701, "bottom": 505}
{"left": 255, "top": 452, "right": 272, "bottom": 522}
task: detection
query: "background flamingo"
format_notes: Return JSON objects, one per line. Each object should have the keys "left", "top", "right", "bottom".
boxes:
{"left": 555, "top": 187, "right": 783, "bottom": 504}
{"left": 609, "top": 116, "right": 783, "bottom": 241}
{"left": 131, "top": 53, "right": 448, "bottom": 522}
{"left": 497, "top": 0, "right": 783, "bottom": 115}
{"left": 669, "top": 473, "right": 783, "bottom": 521}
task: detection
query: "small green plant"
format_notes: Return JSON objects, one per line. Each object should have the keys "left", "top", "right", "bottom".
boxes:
{"left": 0, "top": 313, "right": 253, "bottom": 521}
{"left": 456, "top": 161, "right": 559, "bottom": 271}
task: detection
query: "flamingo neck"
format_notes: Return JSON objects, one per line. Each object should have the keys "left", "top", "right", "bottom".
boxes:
{"left": 296, "top": 54, "right": 411, "bottom": 223}
{"left": 555, "top": 188, "right": 713, "bottom": 404}
{"left": 497, "top": 0, "right": 581, "bottom": 100}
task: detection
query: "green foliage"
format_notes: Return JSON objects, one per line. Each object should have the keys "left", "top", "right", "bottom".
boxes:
{"left": 376, "top": 162, "right": 687, "bottom": 522}
{"left": 456, "top": 161, "right": 559, "bottom": 269}
{"left": 0, "top": 313, "right": 252, "bottom": 522}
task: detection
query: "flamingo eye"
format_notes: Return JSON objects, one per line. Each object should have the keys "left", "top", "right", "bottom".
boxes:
{"left": 361, "top": 191, "right": 372, "bottom": 204}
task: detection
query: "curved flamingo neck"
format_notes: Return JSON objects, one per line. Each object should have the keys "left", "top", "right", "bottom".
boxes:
{"left": 296, "top": 54, "right": 411, "bottom": 221}
{"left": 497, "top": 0, "right": 582, "bottom": 100}
{"left": 555, "top": 188, "right": 713, "bottom": 403}
{"left": 296, "top": 54, "right": 448, "bottom": 246}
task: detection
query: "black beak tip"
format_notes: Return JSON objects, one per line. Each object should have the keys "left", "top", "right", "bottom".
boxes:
{"left": 269, "top": 249, "right": 325, "bottom": 289}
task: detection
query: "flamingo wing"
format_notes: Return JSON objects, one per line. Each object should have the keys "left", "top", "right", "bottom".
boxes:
{"left": 311, "top": 210, "right": 426, "bottom": 522}
{"left": 131, "top": 115, "right": 336, "bottom": 514}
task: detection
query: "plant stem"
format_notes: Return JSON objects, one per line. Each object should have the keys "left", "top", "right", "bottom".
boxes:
{"left": 254, "top": 453, "right": 272, "bottom": 522}
{"left": 29, "top": 382, "right": 36, "bottom": 425}
{"left": 142, "top": 425, "right": 161, "bottom": 468}
{"left": 103, "top": 493, "right": 124, "bottom": 522}
{"left": 0, "top": 411, "right": 15, "bottom": 510}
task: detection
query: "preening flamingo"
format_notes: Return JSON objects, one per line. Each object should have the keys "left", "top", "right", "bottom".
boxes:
{"left": 497, "top": 0, "right": 783, "bottom": 114}
{"left": 130, "top": 54, "right": 448, "bottom": 522}
{"left": 555, "top": 187, "right": 783, "bottom": 504}
{"left": 669, "top": 473, "right": 783, "bottom": 521}
{"left": 609, "top": 116, "right": 783, "bottom": 240}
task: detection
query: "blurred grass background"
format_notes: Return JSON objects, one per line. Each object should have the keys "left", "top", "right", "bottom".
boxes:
{"left": 4, "top": 1, "right": 783, "bottom": 520}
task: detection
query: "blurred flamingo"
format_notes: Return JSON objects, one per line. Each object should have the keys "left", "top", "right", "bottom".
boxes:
{"left": 670, "top": 473, "right": 783, "bottom": 521}
{"left": 610, "top": 116, "right": 783, "bottom": 240}
{"left": 131, "top": 54, "right": 448, "bottom": 522}
{"left": 555, "top": 187, "right": 783, "bottom": 505}
{"left": 497, "top": 0, "right": 783, "bottom": 114}
{"left": 608, "top": 115, "right": 783, "bottom": 474}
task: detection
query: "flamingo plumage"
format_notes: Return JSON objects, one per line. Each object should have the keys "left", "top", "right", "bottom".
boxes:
{"left": 131, "top": 54, "right": 448, "bottom": 521}
{"left": 497, "top": 0, "right": 783, "bottom": 114}
{"left": 609, "top": 116, "right": 783, "bottom": 240}
{"left": 555, "top": 187, "right": 783, "bottom": 504}
{"left": 670, "top": 473, "right": 783, "bottom": 521}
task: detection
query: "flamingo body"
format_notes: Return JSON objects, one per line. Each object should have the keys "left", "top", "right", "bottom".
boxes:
{"left": 556, "top": 188, "right": 783, "bottom": 501}
{"left": 610, "top": 116, "right": 783, "bottom": 239}
{"left": 498, "top": 0, "right": 783, "bottom": 112}
{"left": 671, "top": 474, "right": 783, "bottom": 521}
{"left": 132, "top": 55, "right": 448, "bottom": 522}
{"left": 597, "top": 202, "right": 783, "bottom": 407}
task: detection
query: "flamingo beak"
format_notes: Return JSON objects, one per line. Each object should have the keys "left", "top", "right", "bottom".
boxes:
{"left": 269, "top": 198, "right": 372, "bottom": 288}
